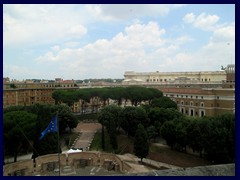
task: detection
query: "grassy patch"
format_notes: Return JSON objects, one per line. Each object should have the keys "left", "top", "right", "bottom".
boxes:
{"left": 90, "top": 130, "right": 134, "bottom": 154}
{"left": 149, "top": 144, "right": 165, "bottom": 153}
{"left": 90, "top": 129, "right": 114, "bottom": 153}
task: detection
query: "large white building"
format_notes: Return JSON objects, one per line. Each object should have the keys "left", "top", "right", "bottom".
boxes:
{"left": 123, "top": 70, "right": 226, "bottom": 85}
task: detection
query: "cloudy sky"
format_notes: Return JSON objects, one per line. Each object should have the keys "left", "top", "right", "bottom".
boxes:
{"left": 3, "top": 4, "right": 235, "bottom": 80}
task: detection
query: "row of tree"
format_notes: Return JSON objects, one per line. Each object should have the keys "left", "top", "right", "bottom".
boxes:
{"left": 52, "top": 86, "right": 163, "bottom": 107}
{"left": 3, "top": 104, "right": 78, "bottom": 162}
{"left": 98, "top": 102, "right": 235, "bottom": 164}
{"left": 161, "top": 113, "right": 235, "bottom": 163}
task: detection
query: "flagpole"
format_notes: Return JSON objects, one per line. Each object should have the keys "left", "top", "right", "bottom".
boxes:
{"left": 57, "top": 112, "right": 60, "bottom": 176}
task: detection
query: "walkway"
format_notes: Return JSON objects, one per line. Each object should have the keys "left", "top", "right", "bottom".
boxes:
{"left": 72, "top": 122, "right": 102, "bottom": 151}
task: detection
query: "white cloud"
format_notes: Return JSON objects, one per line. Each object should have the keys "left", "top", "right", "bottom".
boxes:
{"left": 34, "top": 19, "right": 235, "bottom": 79}
{"left": 64, "top": 41, "right": 80, "bottom": 48}
{"left": 35, "top": 21, "right": 168, "bottom": 78}
{"left": 3, "top": 4, "right": 87, "bottom": 46}
{"left": 68, "top": 25, "right": 87, "bottom": 38}
{"left": 86, "top": 4, "right": 186, "bottom": 21}
{"left": 183, "top": 13, "right": 195, "bottom": 23}
{"left": 183, "top": 12, "right": 220, "bottom": 31}
{"left": 51, "top": 45, "right": 60, "bottom": 52}
{"left": 4, "top": 65, "right": 41, "bottom": 79}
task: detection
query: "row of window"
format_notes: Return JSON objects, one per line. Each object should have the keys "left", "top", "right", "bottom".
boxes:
{"left": 166, "top": 94, "right": 221, "bottom": 100}
{"left": 180, "top": 108, "right": 205, "bottom": 117}
{"left": 166, "top": 94, "right": 204, "bottom": 99}
{"left": 178, "top": 101, "right": 204, "bottom": 107}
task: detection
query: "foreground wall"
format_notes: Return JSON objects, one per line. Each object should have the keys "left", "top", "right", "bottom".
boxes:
{"left": 3, "top": 151, "right": 132, "bottom": 176}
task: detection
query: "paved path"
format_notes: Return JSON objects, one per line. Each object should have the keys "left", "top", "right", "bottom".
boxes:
{"left": 72, "top": 123, "right": 102, "bottom": 151}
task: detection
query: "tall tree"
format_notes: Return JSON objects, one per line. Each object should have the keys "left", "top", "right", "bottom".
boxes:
{"left": 4, "top": 111, "right": 37, "bottom": 162}
{"left": 120, "top": 106, "right": 148, "bottom": 137}
{"left": 134, "top": 124, "right": 149, "bottom": 162}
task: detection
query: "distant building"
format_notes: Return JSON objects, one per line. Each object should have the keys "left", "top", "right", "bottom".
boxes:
{"left": 3, "top": 80, "right": 78, "bottom": 108}
{"left": 123, "top": 70, "right": 226, "bottom": 85}
{"left": 3, "top": 65, "right": 235, "bottom": 117}
{"left": 123, "top": 65, "right": 235, "bottom": 117}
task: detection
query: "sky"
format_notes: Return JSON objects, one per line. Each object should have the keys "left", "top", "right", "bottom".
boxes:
{"left": 3, "top": 4, "right": 235, "bottom": 80}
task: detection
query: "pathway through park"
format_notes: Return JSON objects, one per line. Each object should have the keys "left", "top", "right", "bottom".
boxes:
{"left": 72, "top": 122, "right": 102, "bottom": 151}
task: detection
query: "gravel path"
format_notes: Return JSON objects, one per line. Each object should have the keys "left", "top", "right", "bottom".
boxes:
{"left": 72, "top": 123, "right": 102, "bottom": 151}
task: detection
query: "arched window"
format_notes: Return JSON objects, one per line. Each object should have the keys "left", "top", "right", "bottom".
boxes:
{"left": 181, "top": 100, "right": 184, "bottom": 105}
{"left": 190, "top": 101, "right": 193, "bottom": 106}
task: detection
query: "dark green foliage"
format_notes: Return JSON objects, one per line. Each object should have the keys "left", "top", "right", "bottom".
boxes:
{"left": 52, "top": 86, "right": 163, "bottom": 108}
{"left": 134, "top": 124, "right": 149, "bottom": 162}
{"left": 148, "top": 107, "right": 182, "bottom": 135}
{"left": 203, "top": 114, "right": 235, "bottom": 163}
{"left": 9, "top": 84, "right": 17, "bottom": 88}
{"left": 119, "top": 106, "right": 148, "bottom": 137}
{"left": 3, "top": 111, "right": 37, "bottom": 162}
{"left": 147, "top": 125, "right": 158, "bottom": 142}
{"left": 160, "top": 120, "right": 177, "bottom": 149}
{"left": 4, "top": 104, "right": 78, "bottom": 160}
{"left": 151, "top": 97, "right": 177, "bottom": 109}
{"left": 161, "top": 113, "right": 235, "bottom": 163}
{"left": 98, "top": 105, "right": 122, "bottom": 150}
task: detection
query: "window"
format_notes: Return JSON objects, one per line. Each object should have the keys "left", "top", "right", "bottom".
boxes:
{"left": 191, "top": 109, "right": 194, "bottom": 116}
{"left": 201, "top": 102, "right": 204, "bottom": 107}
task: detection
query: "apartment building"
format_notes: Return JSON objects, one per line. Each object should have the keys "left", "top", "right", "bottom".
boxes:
{"left": 3, "top": 80, "right": 78, "bottom": 108}
{"left": 161, "top": 87, "right": 235, "bottom": 117}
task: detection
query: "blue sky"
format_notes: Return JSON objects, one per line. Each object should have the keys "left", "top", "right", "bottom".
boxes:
{"left": 3, "top": 4, "right": 235, "bottom": 80}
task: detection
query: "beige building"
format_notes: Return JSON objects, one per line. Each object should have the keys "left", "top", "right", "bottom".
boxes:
{"left": 123, "top": 70, "right": 226, "bottom": 84}
{"left": 3, "top": 80, "right": 78, "bottom": 108}
{"left": 160, "top": 87, "right": 235, "bottom": 117}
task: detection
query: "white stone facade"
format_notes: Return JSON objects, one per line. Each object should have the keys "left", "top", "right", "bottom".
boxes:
{"left": 123, "top": 70, "right": 226, "bottom": 84}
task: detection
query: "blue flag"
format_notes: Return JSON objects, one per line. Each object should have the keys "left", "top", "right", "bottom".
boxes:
{"left": 39, "top": 115, "right": 58, "bottom": 140}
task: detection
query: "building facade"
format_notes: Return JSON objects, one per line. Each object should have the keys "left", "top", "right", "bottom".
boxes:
{"left": 123, "top": 70, "right": 226, "bottom": 84}
{"left": 3, "top": 80, "right": 78, "bottom": 108}
{"left": 123, "top": 65, "right": 235, "bottom": 117}
{"left": 160, "top": 87, "right": 235, "bottom": 117}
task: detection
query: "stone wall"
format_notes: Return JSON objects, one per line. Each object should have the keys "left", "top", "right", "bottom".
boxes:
{"left": 3, "top": 151, "right": 133, "bottom": 176}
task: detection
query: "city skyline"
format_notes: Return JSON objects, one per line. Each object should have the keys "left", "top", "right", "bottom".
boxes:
{"left": 3, "top": 4, "right": 235, "bottom": 80}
